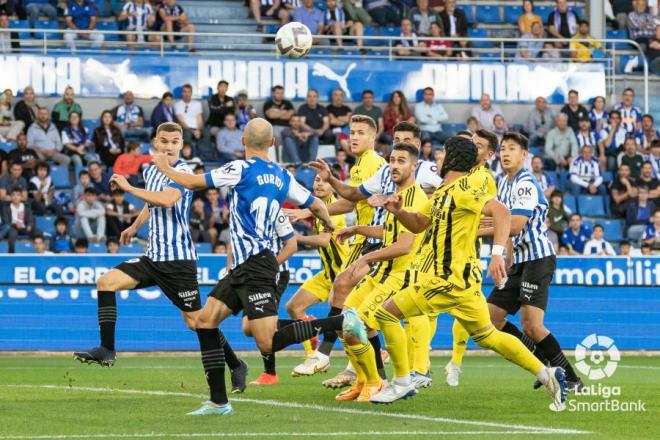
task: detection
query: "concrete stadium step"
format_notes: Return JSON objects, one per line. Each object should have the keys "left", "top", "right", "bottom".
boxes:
{"left": 180, "top": 1, "right": 249, "bottom": 20}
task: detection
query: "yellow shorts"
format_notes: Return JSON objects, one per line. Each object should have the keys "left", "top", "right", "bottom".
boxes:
{"left": 344, "top": 274, "right": 406, "bottom": 330}
{"left": 300, "top": 271, "right": 333, "bottom": 303}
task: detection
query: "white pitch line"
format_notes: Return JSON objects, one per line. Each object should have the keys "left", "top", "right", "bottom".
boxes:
{"left": 5, "top": 385, "right": 589, "bottom": 435}
{"left": 618, "top": 365, "right": 660, "bottom": 370}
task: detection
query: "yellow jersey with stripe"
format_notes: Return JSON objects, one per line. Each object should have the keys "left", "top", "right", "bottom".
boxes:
{"left": 371, "top": 183, "right": 428, "bottom": 284}
{"left": 349, "top": 150, "right": 386, "bottom": 243}
{"left": 412, "top": 172, "right": 495, "bottom": 289}
{"left": 471, "top": 165, "right": 498, "bottom": 258}
{"left": 315, "top": 195, "right": 348, "bottom": 282}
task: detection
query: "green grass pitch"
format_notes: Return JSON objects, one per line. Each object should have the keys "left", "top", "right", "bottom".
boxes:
{"left": 0, "top": 354, "right": 658, "bottom": 440}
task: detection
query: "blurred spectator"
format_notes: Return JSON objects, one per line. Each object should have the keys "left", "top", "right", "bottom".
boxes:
{"left": 625, "top": 186, "right": 655, "bottom": 241}
{"left": 105, "top": 188, "right": 137, "bottom": 239}
{"left": 297, "top": 89, "right": 330, "bottom": 144}
{"left": 293, "top": 0, "right": 324, "bottom": 37}
{"left": 150, "top": 92, "right": 175, "bottom": 128}
{"left": 557, "top": 244, "right": 569, "bottom": 255}
{"left": 516, "top": 21, "right": 544, "bottom": 60}
{"left": 264, "top": 85, "right": 295, "bottom": 148}
{"left": 396, "top": 18, "right": 424, "bottom": 56}
{"left": 327, "top": 88, "right": 352, "bottom": 141}
{"left": 569, "top": 145, "right": 605, "bottom": 195}
{"left": 174, "top": 84, "right": 205, "bottom": 149}
{"left": 569, "top": 20, "right": 600, "bottom": 60}
{"left": 492, "top": 114, "right": 508, "bottom": 142}
{"left": 627, "top": 0, "right": 655, "bottom": 53}
{"left": 618, "top": 240, "right": 633, "bottom": 256}
{"left": 610, "top": 0, "right": 634, "bottom": 31}
{"left": 518, "top": 0, "right": 542, "bottom": 35}
{"left": 118, "top": 0, "right": 156, "bottom": 49}
{"left": 2, "top": 187, "right": 34, "bottom": 253}
{"left": 74, "top": 187, "right": 106, "bottom": 243}
{"left": 113, "top": 142, "right": 151, "bottom": 182}
{"left": 613, "top": 88, "right": 642, "bottom": 134}
{"left": 27, "top": 108, "right": 70, "bottom": 167}
{"left": 428, "top": 0, "right": 445, "bottom": 13}
{"left": 73, "top": 169, "right": 92, "bottom": 203}
{"left": 335, "top": 149, "right": 350, "bottom": 180}
{"left": 235, "top": 91, "right": 256, "bottom": 131}
{"left": 13, "top": 86, "right": 39, "bottom": 134}
{"left": 610, "top": 164, "right": 637, "bottom": 217}
{"left": 588, "top": 95, "right": 608, "bottom": 132}
{"left": 207, "top": 80, "right": 234, "bottom": 137}
{"left": 353, "top": 90, "right": 384, "bottom": 138}
{"left": 408, "top": 0, "right": 440, "bottom": 36}
{"left": 541, "top": 41, "right": 561, "bottom": 59}
{"left": 547, "top": 190, "right": 570, "bottom": 247}
{"left": 216, "top": 113, "right": 245, "bottom": 164}
{"left": 181, "top": 142, "right": 202, "bottom": 168}
{"left": 425, "top": 22, "right": 452, "bottom": 58}
{"left": 62, "top": 111, "right": 95, "bottom": 168}
{"left": 112, "top": 91, "right": 150, "bottom": 142}
{"left": 33, "top": 234, "right": 51, "bottom": 254}
{"left": 531, "top": 156, "right": 555, "bottom": 199}
{"left": 544, "top": 113, "right": 577, "bottom": 170}
{"left": 0, "top": 91, "right": 23, "bottom": 140}
{"left": 282, "top": 114, "right": 318, "bottom": 163}
{"left": 634, "top": 114, "right": 659, "bottom": 153}
{"left": 575, "top": 116, "right": 600, "bottom": 151}
{"left": 583, "top": 224, "right": 616, "bottom": 256}
{"left": 25, "top": 0, "right": 57, "bottom": 35}
{"left": 106, "top": 237, "right": 119, "bottom": 254}
{"left": 420, "top": 140, "right": 433, "bottom": 161}
{"left": 64, "top": 0, "right": 105, "bottom": 51}
{"left": 8, "top": 133, "right": 38, "bottom": 179}
{"left": 641, "top": 242, "right": 652, "bottom": 255}
{"left": 51, "top": 86, "right": 83, "bottom": 133}
{"left": 650, "top": 25, "right": 660, "bottom": 73}
{"left": 526, "top": 96, "right": 554, "bottom": 147}
{"left": 250, "top": 0, "right": 288, "bottom": 29}
{"left": 617, "top": 136, "right": 645, "bottom": 179}
{"left": 0, "top": 161, "right": 27, "bottom": 202}
{"left": 342, "top": 0, "right": 372, "bottom": 26}
{"left": 547, "top": 0, "right": 580, "bottom": 43}
{"left": 29, "top": 161, "right": 61, "bottom": 215}
{"left": 637, "top": 161, "right": 660, "bottom": 201}
{"left": 642, "top": 210, "right": 660, "bottom": 250}
{"left": 414, "top": 87, "right": 450, "bottom": 146}
{"left": 561, "top": 213, "right": 591, "bottom": 255}
{"left": 471, "top": 94, "right": 503, "bottom": 131}
{"left": 439, "top": 0, "right": 469, "bottom": 58}
{"left": 280, "top": 0, "right": 298, "bottom": 23}
{"left": 205, "top": 188, "right": 230, "bottom": 243}
{"left": 0, "top": 147, "right": 5, "bottom": 177}
{"left": 599, "top": 110, "right": 627, "bottom": 170}
{"left": 190, "top": 197, "right": 217, "bottom": 244}
{"left": 213, "top": 241, "right": 228, "bottom": 254}
{"left": 74, "top": 237, "right": 88, "bottom": 253}
{"left": 383, "top": 90, "right": 414, "bottom": 144}
{"left": 93, "top": 110, "right": 125, "bottom": 167}
{"left": 649, "top": 139, "right": 660, "bottom": 178}
{"left": 324, "top": 0, "right": 364, "bottom": 50}
{"left": 364, "top": 0, "right": 398, "bottom": 27}
{"left": 560, "top": 89, "right": 588, "bottom": 132}
{"left": 157, "top": 0, "right": 195, "bottom": 51}
{"left": 466, "top": 116, "right": 479, "bottom": 133}
{"left": 87, "top": 161, "right": 111, "bottom": 202}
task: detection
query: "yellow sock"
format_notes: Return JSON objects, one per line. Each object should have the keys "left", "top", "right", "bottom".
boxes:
{"left": 349, "top": 342, "right": 380, "bottom": 384}
{"left": 428, "top": 314, "right": 438, "bottom": 339}
{"left": 451, "top": 319, "right": 470, "bottom": 366}
{"left": 339, "top": 337, "right": 365, "bottom": 384}
{"left": 407, "top": 315, "right": 430, "bottom": 374}
{"left": 301, "top": 339, "right": 315, "bottom": 356}
{"left": 403, "top": 320, "right": 414, "bottom": 369}
{"left": 472, "top": 327, "right": 544, "bottom": 375}
{"left": 375, "top": 308, "right": 409, "bottom": 377}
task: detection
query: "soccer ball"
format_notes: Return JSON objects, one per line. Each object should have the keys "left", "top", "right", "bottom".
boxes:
{"left": 275, "top": 22, "right": 313, "bottom": 59}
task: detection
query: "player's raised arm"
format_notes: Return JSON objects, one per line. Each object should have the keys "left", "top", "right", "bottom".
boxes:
{"left": 309, "top": 159, "right": 369, "bottom": 202}
{"left": 110, "top": 173, "right": 182, "bottom": 209}
{"left": 153, "top": 152, "right": 209, "bottom": 190}
{"left": 307, "top": 197, "right": 335, "bottom": 232}
{"left": 370, "top": 194, "right": 430, "bottom": 233}
{"left": 483, "top": 198, "right": 511, "bottom": 287}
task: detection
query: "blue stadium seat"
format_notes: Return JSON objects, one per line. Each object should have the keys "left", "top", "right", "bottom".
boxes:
{"left": 606, "top": 30, "right": 632, "bottom": 49}
{"left": 0, "top": 142, "right": 14, "bottom": 153}
{"left": 96, "top": 21, "right": 120, "bottom": 41}
{"left": 563, "top": 195, "right": 577, "bottom": 214}
{"left": 476, "top": 5, "right": 501, "bottom": 24}
{"left": 577, "top": 195, "right": 606, "bottom": 217}
{"left": 89, "top": 243, "right": 106, "bottom": 253}
{"left": 582, "top": 219, "right": 593, "bottom": 231}
{"left": 558, "top": 172, "right": 570, "bottom": 192}
{"left": 124, "top": 192, "right": 145, "bottom": 210}
{"left": 467, "top": 28, "right": 489, "bottom": 47}
{"left": 459, "top": 4, "right": 474, "bottom": 22}
{"left": 137, "top": 223, "right": 148, "bottom": 240}
{"left": 14, "top": 242, "right": 34, "bottom": 253}
{"left": 535, "top": 6, "right": 554, "bottom": 22}
{"left": 602, "top": 171, "right": 614, "bottom": 183}
{"left": 295, "top": 166, "right": 316, "bottom": 191}
{"left": 195, "top": 243, "right": 213, "bottom": 254}
{"left": 545, "top": 171, "right": 558, "bottom": 188}
{"left": 36, "top": 216, "right": 57, "bottom": 236}
{"left": 50, "top": 166, "right": 71, "bottom": 189}
{"left": 83, "top": 120, "right": 97, "bottom": 137}
{"left": 363, "top": 26, "right": 386, "bottom": 47}
{"left": 0, "top": 242, "right": 7, "bottom": 253}
{"left": 120, "top": 243, "right": 143, "bottom": 253}
{"left": 503, "top": 5, "right": 522, "bottom": 24}
{"left": 601, "top": 219, "right": 624, "bottom": 242}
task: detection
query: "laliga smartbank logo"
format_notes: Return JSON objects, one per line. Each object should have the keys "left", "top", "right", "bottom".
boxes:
{"left": 562, "top": 334, "right": 646, "bottom": 412}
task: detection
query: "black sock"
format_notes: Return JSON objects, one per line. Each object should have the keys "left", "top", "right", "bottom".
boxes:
{"left": 196, "top": 328, "right": 228, "bottom": 405}
{"left": 318, "top": 307, "right": 341, "bottom": 356}
{"left": 369, "top": 335, "right": 386, "bottom": 379}
{"left": 536, "top": 333, "right": 580, "bottom": 382}
{"left": 277, "top": 319, "right": 297, "bottom": 328}
{"left": 271, "top": 315, "right": 343, "bottom": 352}
{"left": 261, "top": 351, "right": 276, "bottom": 374}
{"left": 97, "top": 291, "right": 117, "bottom": 351}
{"left": 501, "top": 321, "right": 549, "bottom": 365}
{"left": 223, "top": 340, "right": 240, "bottom": 370}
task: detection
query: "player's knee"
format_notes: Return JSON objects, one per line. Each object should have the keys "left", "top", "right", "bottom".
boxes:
{"left": 521, "top": 321, "right": 546, "bottom": 341}
{"left": 255, "top": 337, "right": 272, "bottom": 354}
{"left": 96, "top": 273, "right": 114, "bottom": 292}
{"left": 284, "top": 299, "right": 297, "bottom": 318}
{"left": 242, "top": 318, "right": 252, "bottom": 337}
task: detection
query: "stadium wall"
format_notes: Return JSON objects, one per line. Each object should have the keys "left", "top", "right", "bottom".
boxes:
{"left": 0, "top": 255, "right": 658, "bottom": 351}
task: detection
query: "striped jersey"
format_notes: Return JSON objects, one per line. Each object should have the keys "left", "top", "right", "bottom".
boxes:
{"left": 498, "top": 169, "right": 555, "bottom": 264}
{"left": 613, "top": 103, "right": 642, "bottom": 133}
{"left": 315, "top": 195, "right": 348, "bottom": 282}
{"left": 349, "top": 150, "right": 387, "bottom": 244}
{"left": 569, "top": 156, "right": 602, "bottom": 186}
{"left": 271, "top": 211, "right": 295, "bottom": 271}
{"left": 359, "top": 160, "right": 443, "bottom": 197}
{"left": 204, "top": 158, "right": 314, "bottom": 269}
{"left": 576, "top": 130, "right": 600, "bottom": 148}
{"left": 122, "top": 2, "right": 153, "bottom": 29}
{"left": 143, "top": 161, "right": 196, "bottom": 262}
{"left": 588, "top": 109, "right": 608, "bottom": 132}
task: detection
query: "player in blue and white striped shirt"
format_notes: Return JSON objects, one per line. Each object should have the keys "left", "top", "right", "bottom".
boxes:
{"left": 484, "top": 132, "right": 583, "bottom": 391}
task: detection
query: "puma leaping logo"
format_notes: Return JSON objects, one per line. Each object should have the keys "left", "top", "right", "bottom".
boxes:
{"left": 255, "top": 306, "right": 264, "bottom": 313}
{"left": 314, "top": 326, "right": 322, "bottom": 336}
{"left": 312, "top": 62, "right": 357, "bottom": 100}
{"left": 523, "top": 294, "right": 532, "bottom": 301}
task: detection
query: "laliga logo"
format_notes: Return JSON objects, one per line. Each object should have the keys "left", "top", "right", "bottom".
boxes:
{"left": 575, "top": 334, "right": 620, "bottom": 380}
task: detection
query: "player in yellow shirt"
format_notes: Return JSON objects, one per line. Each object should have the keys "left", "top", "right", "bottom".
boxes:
{"left": 342, "top": 136, "right": 567, "bottom": 410}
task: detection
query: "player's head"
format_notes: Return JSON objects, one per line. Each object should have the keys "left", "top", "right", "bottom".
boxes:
{"left": 155, "top": 122, "right": 184, "bottom": 164}
{"left": 592, "top": 224, "right": 604, "bottom": 240}
{"left": 349, "top": 114, "right": 377, "bottom": 156}
{"left": 313, "top": 168, "right": 339, "bottom": 200}
{"left": 439, "top": 136, "right": 477, "bottom": 178}
{"left": 390, "top": 142, "right": 419, "bottom": 185}
{"left": 499, "top": 132, "right": 529, "bottom": 173}
{"left": 472, "top": 128, "right": 498, "bottom": 167}
{"left": 242, "top": 117, "right": 275, "bottom": 153}
{"left": 392, "top": 121, "right": 421, "bottom": 148}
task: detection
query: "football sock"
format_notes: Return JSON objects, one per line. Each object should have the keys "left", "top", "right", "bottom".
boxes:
{"left": 318, "top": 307, "right": 341, "bottom": 356}
{"left": 97, "top": 291, "right": 117, "bottom": 351}
{"left": 271, "top": 315, "right": 343, "bottom": 352}
{"left": 301, "top": 339, "right": 314, "bottom": 356}
{"left": 261, "top": 351, "right": 276, "bottom": 375}
{"left": 277, "top": 319, "right": 297, "bottom": 328}
{"left": 536, "top": 333, "right": 580, "bottom": 382}
{"left": 403, "top": 320, "right": 415, "bottom": 369}
{"left": 196, "top": 328, "right": 228, "bottom": 405}
{"left": 501, "top": 320, "right": 550, "bottom": 364}
{"left": 223, "top": 340, "right": 240, "bottom": 370}
{"left": 408, "top": 315, "right": 431, "bottom": 374}
{"left": 350, "top": 341, "right": 380, "bottom": 384}
{"left": 451, "top": 320, "right": 469, "bottom": 367}
{"left": 375, "top": 307, "right": 409, "bottom": 377}
{"left": 369, "top": 335, "right": 387, "bottom": 379}
{"left": 340, "top": 337, "right": 365, "bottom": 384}
{"left": 471, "top": 326, "right": 544, "bottom": 375}
{"left": 428, "top": 314, "right": 438, "bottom": 339}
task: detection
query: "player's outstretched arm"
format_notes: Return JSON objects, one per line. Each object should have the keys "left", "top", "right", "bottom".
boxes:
{"left": 153, "top": 153, "right": 208, "bottom": 190}
{"left": 478, "top": 214, "right": 528, "bottom": 237}
{"left": 483, "top": 199, "right": 511, "bottom": 287}
{"left": 370, "top": 194, "right": 430, "bottom": 233}
{"left": 110, "top": 174, "right": 182, "bottom": 208}
{"left": 296, "top": 232, "right": 331, "bottom": 248}
{"left": 309, "top": 159, "right": 367, "bottom": 202}
{"left": 119, "top": 204, "right": 149, "bottom": 246}
{"left": 308, "top": 197, "right": 335, "bottom": 232}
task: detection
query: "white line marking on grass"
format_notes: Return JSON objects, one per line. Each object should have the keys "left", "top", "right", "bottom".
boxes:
{"left": 5, "top": 385, "right": 590, "bottom": 435}
{"left": 618, "top": 365, "right": 660, "bottom": 370}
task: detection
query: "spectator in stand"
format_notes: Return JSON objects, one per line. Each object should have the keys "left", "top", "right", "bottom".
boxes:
{"left": 158, "top": 0, "right": 195, "bottom": 51}
{"left": 428, "top": 0, "right": 445, "bottom": 12}
{"left": 531, "top": 156, "right": 555, "bottom": 199}
{"left": 547, "top": 0, "right": 580, "bottom": 46}
{"left": 650, "top": 24, "right": 660, "bottom": 74}
{"left": 583, "top": 224, "right": 616, "bottom": 256}
{"left": 13, "top": 86, "right": 39, "bottom": 134}
{"left": 64, "top": 0, "right": 105, "bottom": 51}
{"left": 264, "top": 85, "right": 295, "bottom": 148}
{"left": 569, "top": 144, "right": 605, "bottom": 195}
{"left": 118, "top": 0, "right": 156, "bottom": 50}
{"left": 74, "top": 238, "right": 88, "bottom": 253}
{"left": 297, "top": 89, "right": 330, "bottom": 144}
{"left": 364, "top": 0, "right": 398, "bottom": 27}
{"left": 92, "top": 110, "right": 125, "bottom": 167}
{"left": 51, "top": 86, "right": 83, "bottom": 133}
{"left": 249, "top": 0, "right": 288, "bottom": 31}
{"left": 635, "top": 114, "right": 659, "bottom": 153}
{"left": 150, "top": 92, "right": 175, "bottom": 128}
{"left": 0, "top": 161, "right": 28, "bottom": 202}
{"left": 516, "top": 21, "right": 545, "bottom": 60}
{"left": 0, "top": 147, "right": 5, "bottom": 178}
{"left": 326, "top": 88, "right": 352, "bottom": 143}
{"left": 87, "top": 161, "right": 111, "bottom": 202}
{"left": 471, "top": 94, "right": 503, "bottom": 131}
{"left": 638, "top": 161, "right": 660, "bottom": 202}
{"left": 627, "top": 0, "right": 655, "bottom": 53}
{"left": 181, "top": 142, "right": 202, "bottom": 168}
{"left": 425, "top": 21, "right": 452, "bottom": 58}
{"left": 2, "top": 187, "right": 34, "bottom": 253}
{"left": 282, "top": 114, "right": 318, "bottom": 163}
{"left": 213, "top": 241, "right": 228, "bottom": 254}
{"left": 106, "top": 237, "right": 119, "bottom": 253}
{"left": 589, "top": 95, "right": 609, "bottom": 132}
{"left": 342, "top": 0, "right": 372, "bottom": 26}
{"left": 25, "top": 0, "right": 57, "bottom": 36}
{"left": 561, "top": 213, "right": 591, "bottom": 255}
{"left": 174, "top": 84, "right": 206, "bottom": 149}
{"left": 74, "top": 187, "right": 106, "bottom": 243}
{"left": 29, "top": 161, "right": 61, "bottom": 216}
{"left": 293, "top": 0, "right": 324, "bottom": 38}
{"left": 599, "top": 110, "right": 627, "bottom": 170}
{"left": 618, "top": 135, "right": 645, "bottom": 178}
{"left": 235, "top": 91, "right": 256, "bottom": 131}
{"left": 32, "top": 234, "right": 50, "bottom": 254}
{"left": 73, "top": 169, "right": 92, "bottom": 203}
{"left": 353, "top": 90, "right": 384, "bottom": 139}
{"left": 396, "top": 18, "right": 424, "bottom": 56}
{"left": 560, "top": 89, "right": 588, "bottom": 132}
{"left": 640, "top": 242, "right": 652, "bottom": 255}
{"left": 204, "top": 187, "right": 230, "bottom": 244}
{"left": 383, "top": 90, "right": 414, "bottom": 145}
{"left": 105, "top": 188, "right": 137, "bottom": 239}
{"left": 335, "top": 148, "right": 350, "bottom": 180}
{"left": 642, "top": 210, "right": 660, "bottom": 250}
{"left": 610, "top": 0, "right": 634, "bottom": 31}
{"left": 569, "top": 20, "right": 601, "bottom": 61}
{"left": 625, "top": 185, "right": 655, "bottom": 241}
{"left": 610, "top": 164, "right": 637, "bottom": 218}
{"left": 575, "top": 116, "right": 600, "bottom": 151}
{"left": 50, "top": 216, "right": 74, "bottom": 253}
{"left": 518, "top": 0, "right": 542, "bottom": 35}
{"left": 420, "top": 140, "right": 433, "bottom": 162}
{"left": 649, "top": 139, "right": 660, "bottom": 178}
{"left": 414, "top": 86, "right": 450, "bottom": 146}
{"left": 0, "top": 91, "right": 23, "bottom": 141}
{"left": 440, "top": 0, "right": 469, "bottom": 58}
{"left": 0, "top": 13, "right": 18, "bottom": 54}
{"left": 492, "top": 114, "right": 508, "bottom": 142}
{"left": 547, "top": 190, "right": 570, "bottom": 247}
{"left": 526, "top": 96, "right": 554, "bottom": 147}
{"left": 189, "top": 197, "right": 217, "bottom": 244}
{"left": 324, "top": 0, "right": 364, "bottom": 50}
{"left": 408, "top": 0, "right": 440, "bottom": 36}
{"left": 280, "top": 0, "right": 299, "bottom": 23}
{"left": 62, "top": 111, "right": 95, "bottom": 168}
{"left": 8, "top": 133, "right": 38, "bottom": 179}
{"left": 541, "top": 41, "right": 561, "bottom": 59}
{"left": 216, "top": 113, "right": 245, "bottom": 164}
{"left": 544, "top": 113, "right": 578, "bottom": 170}
{"left": 618, "top": 240, "right": 633, "bottom": 256}
{"left": 27, "top": 108, "right": 70, "bottom": 167}
{"left": 466, "top": 116, "right": 479, "bottom": 133}
{"left": 613, "top": 88, "right": 643, "bottom": 134}
{"left": 112, "top": 90, "right": 150, "bottom": 142}
{"left": 112, "top": 142, "right": 151, "bottom": 183}
{"left": 206, "top": 80, "right": 234, "bottom": 137}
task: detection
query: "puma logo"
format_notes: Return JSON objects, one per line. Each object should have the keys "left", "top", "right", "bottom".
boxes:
{"left": 254, "top": 306, "right": 264, "bottom": 313}
{"left": 312, "top": 62, "right": 357, "bottom": 100}
{"left": 523, "top": 294, "right": 532, "bottom": 301}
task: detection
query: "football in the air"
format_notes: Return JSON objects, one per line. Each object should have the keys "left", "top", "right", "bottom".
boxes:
{"left": 275, "top": 22, "right": 313, "bottom": 59}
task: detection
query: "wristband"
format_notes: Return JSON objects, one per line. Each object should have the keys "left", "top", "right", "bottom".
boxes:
{"left": 492, "top": 244, "right": 506, "bottom": 256}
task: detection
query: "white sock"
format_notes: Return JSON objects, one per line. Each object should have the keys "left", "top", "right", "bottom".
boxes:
{"left": 346, "top": 360, "right": 356, "bottom": 373}
{"left": 536, "top": 367, "right": 551, "bottom": 386}
{"left": 393, "top": 374, "right": 411, "bottom": 387}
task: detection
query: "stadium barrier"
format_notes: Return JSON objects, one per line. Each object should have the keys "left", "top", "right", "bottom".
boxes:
{"left": 1, "top": 255, "right": 658, "bottom": 351}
